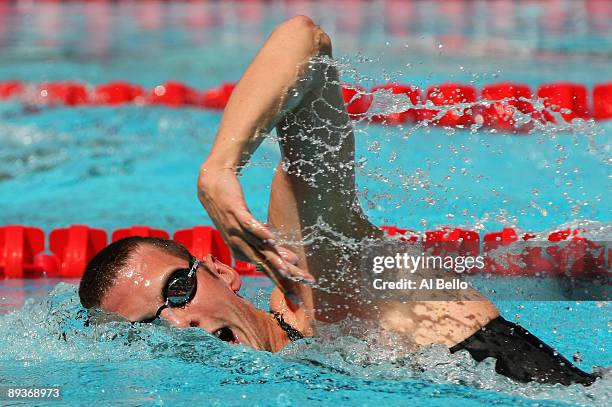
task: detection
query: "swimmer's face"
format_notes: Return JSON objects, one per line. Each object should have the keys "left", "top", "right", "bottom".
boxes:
{"left": 100, "top": 244, "right": 272, "bottom": 350}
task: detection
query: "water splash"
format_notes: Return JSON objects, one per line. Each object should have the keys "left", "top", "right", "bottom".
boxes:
{"left": 1, "top": 284, "right": 609, "bottom": 406}
{"left": 276, "top": 55, "right": 612, "bottom": 234}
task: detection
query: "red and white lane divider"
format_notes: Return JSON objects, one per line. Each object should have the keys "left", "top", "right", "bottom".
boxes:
{"left": 1, "top": 80, "right": 611, "bottom": 130}
{"left": 0, "top": 224, "right": 608, "bottom": 279}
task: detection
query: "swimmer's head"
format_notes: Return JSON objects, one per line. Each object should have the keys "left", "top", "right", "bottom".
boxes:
{"left": 79, "top": 237, "right": 281, "bottom": 350}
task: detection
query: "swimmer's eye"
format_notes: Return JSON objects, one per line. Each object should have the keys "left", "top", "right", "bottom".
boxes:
{"left": 138, "top": 257, "right": 201, "bottom": 324}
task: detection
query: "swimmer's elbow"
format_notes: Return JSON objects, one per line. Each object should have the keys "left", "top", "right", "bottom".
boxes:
{"left": 316, "top": 29, "right": 332, "bottom": 57}
{"left": 280, "top": 15, "right": 317, "bottom": 32}
{"left": 275, "top": 15, "right": 332, "bottom": 57}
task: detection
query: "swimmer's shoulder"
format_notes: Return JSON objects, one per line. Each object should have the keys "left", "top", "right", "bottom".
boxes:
{"left": 269, "top": 287, "right": 313, "bottom": 337}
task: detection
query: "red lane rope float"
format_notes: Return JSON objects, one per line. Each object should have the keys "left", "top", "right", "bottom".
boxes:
{"left": 593, "top": 83, "right": 612, "bottom": 120}
{"left": 0, "top": 225, "right": 45, "bottom": 279}
{"left": 537, "top": 82, "right": 589, "bottom": 123}
{"left": 49, "top": 225, "right": 107, "bottom": 278}
{"left": 112, "top": 226, "right": 169, "bottom": 241}
{"left": 370, "top": 83, "right": 421, "bottom": 125}
{"left": 201, "top": 82, "right": 236, "bottom": 109}
{"left": 1, "top": 80, "right": 611, "bottom": 129}
{"left": 37, "top": 81, "right": 89, "bottom": 106}
{"left": 340, "top": 84, "right": 373, "bottom": 119}
{"left": 418, "top": 83, "right": 477, "bottom": 126}
{"left": 0, "top": 81, "right": 24, "bottom": 99}
{"left": 149, "top": 81, "right": 200, "bottom": 107}
{"left": 483, "top": 228, "right": 526, "bottom": 275}
{"left": 480, "top": 83, "right": 534, "bottom": 132}
{"left": 95, "top": 81, "right": 145, "bottom": 105}
{"left": 0, "top": 224, "right": 608, "bottom": 279}
{"left": 173, "top": 226, "right": 231, "bottom": 267}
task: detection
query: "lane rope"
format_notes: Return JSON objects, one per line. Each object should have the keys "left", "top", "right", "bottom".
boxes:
{"left": 1, "top": 80, "right": 611, "bottom": 130}
{"left": 0, "top": 224, "right": 608, "bottom": 279}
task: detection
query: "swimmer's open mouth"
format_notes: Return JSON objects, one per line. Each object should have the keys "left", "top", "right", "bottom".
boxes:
{"left": 213, "top": 327, "right": 239, "bottom": 344}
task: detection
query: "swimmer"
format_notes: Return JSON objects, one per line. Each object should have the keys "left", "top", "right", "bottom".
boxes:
{"left": 78, "top": 16, "right": 599, "bottom": 386}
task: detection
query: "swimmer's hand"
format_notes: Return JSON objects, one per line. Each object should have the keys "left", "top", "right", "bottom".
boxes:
{"left": 198, "top": 165, "right": 315, "bottom": 298}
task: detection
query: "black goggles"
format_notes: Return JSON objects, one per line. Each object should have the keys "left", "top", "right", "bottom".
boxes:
{"left": 140, "top": 256, "right": 200, "bottom": 323}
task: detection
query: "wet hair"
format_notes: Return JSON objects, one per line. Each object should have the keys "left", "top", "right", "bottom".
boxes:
{"left": 78, "top": 237, "right": 191, "bottom": 309}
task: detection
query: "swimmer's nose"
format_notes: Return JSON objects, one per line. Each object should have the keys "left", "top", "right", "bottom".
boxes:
{"left": 160, "top": 307, "right": 206, "bottom": 331}
{"left": 159, "top": 307, "right": 191, "bottom": 328}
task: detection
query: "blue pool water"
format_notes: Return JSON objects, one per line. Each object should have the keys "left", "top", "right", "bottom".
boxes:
{"left": 0, "top": 1, "right": 611, "bottom": 406}
{"left": 0, "top": 280, "right": 610, "bottom": 406}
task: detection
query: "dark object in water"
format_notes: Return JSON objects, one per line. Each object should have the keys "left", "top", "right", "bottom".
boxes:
{"left": 451, "top": 316, "right": 598, "bottom": 386}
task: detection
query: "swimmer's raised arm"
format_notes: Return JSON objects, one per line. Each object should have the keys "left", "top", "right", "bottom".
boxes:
{"left": 198, "top": 16, "right": 331, "bottom": 289}
{"left": 202, "top": 16, "right": 331, "bottom": 172}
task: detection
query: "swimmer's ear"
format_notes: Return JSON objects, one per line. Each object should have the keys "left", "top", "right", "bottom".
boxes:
{"left": 215, "top": 262, "right": 242, "bottom": 293}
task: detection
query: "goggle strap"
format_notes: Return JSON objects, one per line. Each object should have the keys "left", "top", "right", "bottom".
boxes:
{"left": 188, "top": 258, "right": 200, "bottom": 278}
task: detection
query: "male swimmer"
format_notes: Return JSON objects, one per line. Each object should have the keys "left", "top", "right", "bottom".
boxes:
{"left": 79, "top": 16, "right": 598, "bottom": 386}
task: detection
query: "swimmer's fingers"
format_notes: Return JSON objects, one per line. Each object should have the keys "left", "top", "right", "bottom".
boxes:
{"left": 196, "top": 165, "right": 300, "bottom": 270}
{"left": 281, "top": 260, "right": 315, "bottom": 285}
{"left": 255, "top": 254, "right": 314, "bottom": 305}
{"left": 236, "top": 240, "right": 314, "bottom": 303}
{"left": 200, "top": 177, "right": 305, "bottom": 281}
{"left": 232, "top": 243, "right": 301, "bottom": 302}
{"left": 233, "top": 210, "right": 303, "bottom": 266}
{"left": 228, "top": 210, "right": 277, "bottom": 260}
{"left": 276, "top": 246, "right": 300, "bottom": 267}
{"left": 227, "top": 223, "right": 312, "bottom": 286}
{"left": 258, "top": 245, "right": 315, "bottom": 284}
{"left": 268, "top": 246, "right": 315, "bottom": 283}
{"left": 234, "top": 210, "right": 277, "bottom": 247}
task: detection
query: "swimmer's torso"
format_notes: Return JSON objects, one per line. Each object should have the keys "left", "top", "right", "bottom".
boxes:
{"left": 270, "top": 263, "right": 499, "bottom": 348}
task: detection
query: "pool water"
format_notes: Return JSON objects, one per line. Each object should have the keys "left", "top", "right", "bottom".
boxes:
{"left": 0, "top": 1, "right": 611, "bottom": 406}
{"left": 1, "top": 281, "right": 610, "bottom": 406}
